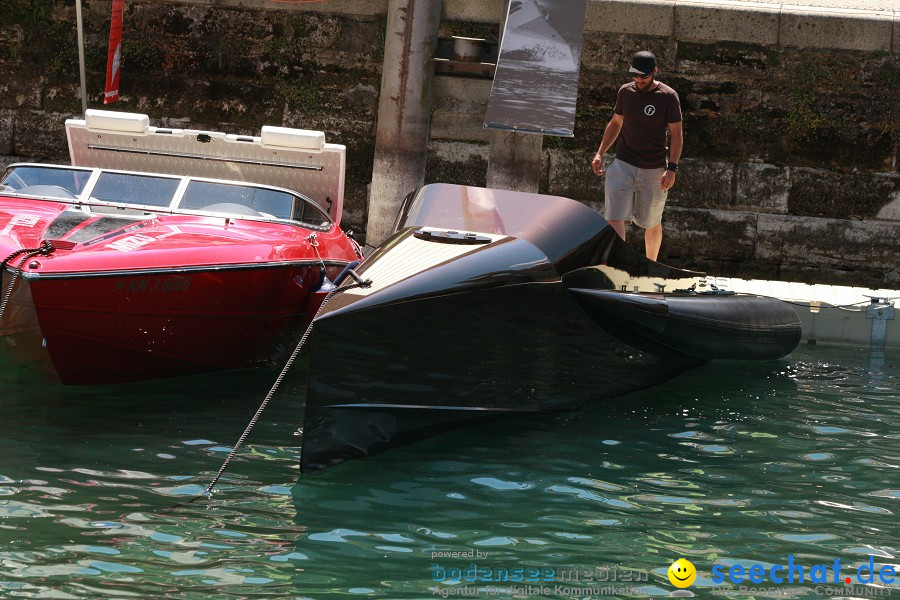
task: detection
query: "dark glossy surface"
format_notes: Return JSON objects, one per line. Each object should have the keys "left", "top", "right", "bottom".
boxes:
{"left": 396, "top": 183, "right": 608, "bottom": 273}
{"left": 303, "top": 281, "right": 697, "bottom": 471}
{"left": 302, "top": 183, "right": 801, "bottom": 471}
{"left": 323, "top": 234, "right": 556, "bottom": 316}
{"left": 569, "top": 289, "right": 802, "bottom": 360}
{"left": 396, "top": 183, "right": 704, "bottom": 279}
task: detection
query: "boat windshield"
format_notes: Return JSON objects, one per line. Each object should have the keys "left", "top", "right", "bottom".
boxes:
{"left": 0, "top": 164, "right": 331, "bottom": 228}
{"left": 0, "top": 165, "right": 92, "bottom": 199}
{"left": 91, "top": 171, "right": 181, "bottom": 208}
{"left": 181, "top": 180, "right": 297, "bottom": 220}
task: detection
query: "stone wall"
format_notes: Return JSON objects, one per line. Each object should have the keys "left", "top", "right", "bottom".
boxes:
{"left": 0, "top": 0, "right": 896, "bottom": 287}
{"left": 0, "top": 0, "right": 386, "bottom": 228}
{"left": 428, "top": 6, "right": 900, "bottom": 289}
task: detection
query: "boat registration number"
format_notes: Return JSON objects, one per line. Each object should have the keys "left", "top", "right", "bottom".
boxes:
{"left": 117, "top": 275, "right": 192, "bottom": 294}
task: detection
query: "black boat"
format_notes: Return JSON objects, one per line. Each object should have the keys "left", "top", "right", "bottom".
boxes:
{"left": 300, "top": 183, "right": 801, "bottom": 471}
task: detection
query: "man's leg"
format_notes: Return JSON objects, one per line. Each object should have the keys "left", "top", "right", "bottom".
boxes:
{"left": 644, "top": 223, "right": 662, "bottom": 261}
{"left": 604, "top": 160, "right": 632, "bottom": 241}
{"left": 632, "top": 166, "right": 667, "bottom": 261}
{"left": 609, "top": 219, "right": 627, "bottom": 240}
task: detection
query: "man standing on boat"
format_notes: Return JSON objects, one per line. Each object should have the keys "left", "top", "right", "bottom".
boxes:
{"left": 591, "top": 50, "right": 683, "bottom": 262}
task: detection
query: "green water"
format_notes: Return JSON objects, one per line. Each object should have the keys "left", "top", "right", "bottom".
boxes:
{"left": 0, "top": 345, "right": 897, "bottom": 599}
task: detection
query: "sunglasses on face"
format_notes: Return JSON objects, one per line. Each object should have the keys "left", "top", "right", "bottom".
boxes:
{"left": 631, "top": 72, "right": 652, "bottom": 79}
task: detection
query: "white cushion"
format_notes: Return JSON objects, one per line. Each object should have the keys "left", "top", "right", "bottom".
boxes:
{"left": 84, "top": 109, "right": 150, "bottom": 134}
{"left": 260, "top": 126, "right": 325, "bottom": 151}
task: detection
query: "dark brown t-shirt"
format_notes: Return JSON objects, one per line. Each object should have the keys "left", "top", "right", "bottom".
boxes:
{"left": 613, "top": 81, "right": 682, "bottom": 169}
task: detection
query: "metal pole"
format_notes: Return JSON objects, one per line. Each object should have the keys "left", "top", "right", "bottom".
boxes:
{"left": 365, "top": 0, "right": 443, "bottom": 246}
{"left": 866, "top": 297, "right": 895, "bottom": 351}
{"left": 75, "top": 0, "right": 88, "bottom": 116}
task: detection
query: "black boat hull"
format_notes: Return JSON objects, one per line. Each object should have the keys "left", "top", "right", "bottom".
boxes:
{"left": 301, "top": 183, "right": 801, "bottom": 471}
{"left": 303, "top": 280, "right": 698, "bottom": 472}
{"left": 568, "top": 289, "right": 802, "bottom": 361}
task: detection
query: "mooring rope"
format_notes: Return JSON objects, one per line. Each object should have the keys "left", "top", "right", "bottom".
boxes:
{"left": 197, "top": 273, "right": 370, "bottom": 500}
{"left": 0, "top": 241, "right": 55, "bottom": 323}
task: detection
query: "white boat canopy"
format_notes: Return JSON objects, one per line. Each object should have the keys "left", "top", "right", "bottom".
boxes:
{"left": 65, "top": 109, "right": 347, "bottom": 225}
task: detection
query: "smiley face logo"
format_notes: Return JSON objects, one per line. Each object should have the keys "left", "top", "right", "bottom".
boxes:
{"left": 668, "top": 558, "right": 696, "bottom": 588}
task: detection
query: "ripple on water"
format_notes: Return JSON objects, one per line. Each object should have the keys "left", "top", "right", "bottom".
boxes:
{"left": 0, "top": 347, "right": 895, "bottom": 596}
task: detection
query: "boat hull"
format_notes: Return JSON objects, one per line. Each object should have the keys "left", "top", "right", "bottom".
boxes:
{"left": 2, "top": 262, "right": 343, "bottom": 384}
{"left": 0, "top": 271, "right": 57, "bottom": 380}
{"left": 299, "top": 183, "right": 805, "bottom": 471}
{"left": 568, "top": 289, "right": 802, "bottom": 361}
{"left": 302, "top": 280, "right": 699, "bottom": 472}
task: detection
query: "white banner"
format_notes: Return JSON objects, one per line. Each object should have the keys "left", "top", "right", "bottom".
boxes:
{"left": 484, "top": 0, "right": 587, "bottom": 137}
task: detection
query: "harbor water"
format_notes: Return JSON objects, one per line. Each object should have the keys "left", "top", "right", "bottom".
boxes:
{"left": 0, "top": 344, "right": 897, "bottom": 598}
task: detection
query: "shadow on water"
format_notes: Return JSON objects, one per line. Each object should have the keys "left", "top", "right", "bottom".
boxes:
{"left": 0, "top": 355, "right": 311, "bottom": 504}
{"left": 0, "top": 354, "right": 309, "bottom": 427}
{"left": 293, "top": 354, "right": 802, "bottom": 482}
{"left": 286, "top": 346, "right": 899, "bottom": 597}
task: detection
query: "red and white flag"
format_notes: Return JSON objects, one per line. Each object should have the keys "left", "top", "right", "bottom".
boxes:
{"left": 103, "top": 0, "right": 124, "bottom": 104}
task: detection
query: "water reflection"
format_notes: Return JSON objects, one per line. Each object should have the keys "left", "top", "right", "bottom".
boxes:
{"left": 0, "top": 346, "right": 896, "bottom": 597}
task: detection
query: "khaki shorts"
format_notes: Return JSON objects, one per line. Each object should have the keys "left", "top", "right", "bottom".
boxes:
{"left": 604, "top": 159, "right": 667, "bottom": 228}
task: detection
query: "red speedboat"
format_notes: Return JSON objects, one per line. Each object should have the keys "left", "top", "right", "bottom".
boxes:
{"left": 0, "top": 110, "right": 362, "bottom": 384}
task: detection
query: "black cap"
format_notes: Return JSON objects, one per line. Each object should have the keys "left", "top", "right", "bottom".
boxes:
{"left": 629, "top": 50, "right": 656, "bottom": 76}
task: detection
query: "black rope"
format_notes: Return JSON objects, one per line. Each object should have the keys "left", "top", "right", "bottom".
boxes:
{"left": 673, "top": 281, "right": 883, "bottom": 312}
{"left": 195, "top": 277, "right": 371, "bottom": 500}
{"left": 0, "top": 241, "right": 55, "bottom": 323}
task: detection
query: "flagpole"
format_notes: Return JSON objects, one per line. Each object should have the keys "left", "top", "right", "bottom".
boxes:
{"left": 75, "top": 0, "right": 88, "bottom": 116}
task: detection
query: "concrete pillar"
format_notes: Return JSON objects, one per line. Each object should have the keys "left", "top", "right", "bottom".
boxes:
{"left": 486, "top": 129, "right": 543, "bottom": 191}
{"left": 365, "top": 0, "right": 442, "bottom": 246}
{"left": 485, "top": 0, "right": 543, "bottom": 192}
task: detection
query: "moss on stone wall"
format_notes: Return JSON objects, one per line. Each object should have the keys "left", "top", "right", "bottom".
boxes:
{"left": 1, "top": 1, "right": 897, "bottom": 285}
{"left": 425, "top": 145, "right": 488, "bottom": 188}
{"left": 0, "top": 0, "right": 52, "bottom": 37}
{"left": 0, "top": 2, "right": 383, "bottom": 124}
{"left": 676, "top": 41, "right": 780, "bottom": 69}
{"left": 5, "top": 2, "right": 893, "bottom": 174}
{"left": 788, "top": 168, "right": 898, "bottom": 219}
{"left": 577, "top": 34, "right": 897, "bottom": 172}
{"left": 439, "top": 20, "right": 499, "bottom": 41}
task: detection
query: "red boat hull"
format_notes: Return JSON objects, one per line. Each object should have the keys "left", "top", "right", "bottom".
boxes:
{"left": 2, "top": 262, "right": 345, "bottom": 384}
{"left": 0, "top": 114, "right": 362, "bottom": 384}
{"left": 0, "top": 200, "right": 361, "bottom": 384}
{"left": 0, "top": 273, "right": 56, "bottom": 379}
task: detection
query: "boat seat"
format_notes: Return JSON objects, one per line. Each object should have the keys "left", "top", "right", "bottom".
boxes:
{"left": 200, "top": 202, "right": 263, "bottom": 217}
{"left": 16, "top": 185, "right": 78, "bottom": 200}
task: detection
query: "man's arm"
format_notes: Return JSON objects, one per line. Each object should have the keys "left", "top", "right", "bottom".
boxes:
{"left": 661, "top": 120, "right": 683, "bottom": 191}
{"left": 667, "top": 120, "right": 683, "bottom": 165}
{"left": 591, "top": 113, "right": 624, "bottom": 177}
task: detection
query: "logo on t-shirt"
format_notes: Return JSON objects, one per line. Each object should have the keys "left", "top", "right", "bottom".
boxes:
{"left": 644, "top": 105, "right": 656, "bottom": 116}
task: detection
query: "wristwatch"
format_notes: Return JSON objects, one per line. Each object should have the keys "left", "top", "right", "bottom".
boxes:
{"left": 666, "top": 162, "right": 678, "bottom": 172}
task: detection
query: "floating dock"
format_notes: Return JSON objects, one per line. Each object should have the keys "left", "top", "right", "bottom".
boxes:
{"left": 717, "top": 278, "right": 897, "bottom": 350}
{"left": 591, "top": 267, "right": 898, "bottom": 350}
